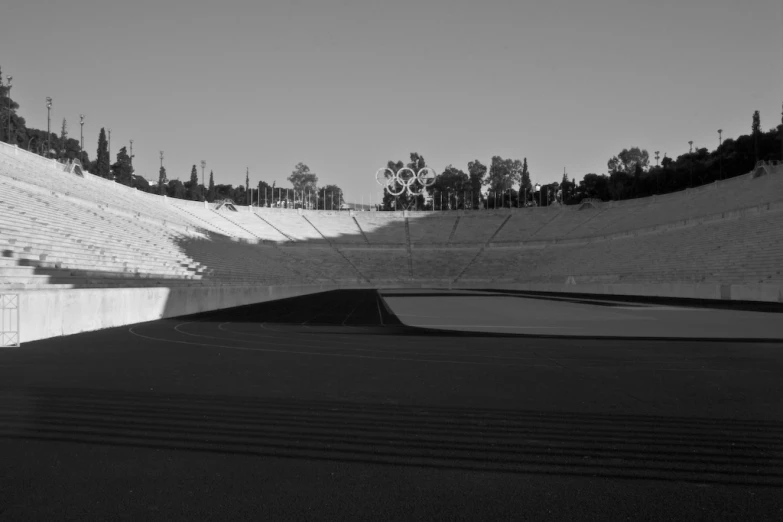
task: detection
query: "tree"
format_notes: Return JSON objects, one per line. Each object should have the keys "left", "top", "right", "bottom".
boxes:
{"left": 257, "top": 180, "right": 273, "bottom": 207}
{"left": 779, "top": 103, "right": 783, "bottom": 162}
{"left": 607, "top": 147, "right": 650, "bottom": 175}
{"left": 208, "top": 171, "right": 216, "bottom": 202}
{"left": 321, "top": 184, "right": 344, "bottom": 210}
{"left": 187, "top": 165, "right": 200, "bottom": 201}
{"left": 287, "top": 162, "right": 319, "bottom": 194}
{"left": 0, "top": 70, "right": 25, "bottom": 146}
{"left": 167, "top": 179, "right": 186, "bottom": 199}
{"left": 484, "top": 156, "right": 523, "bottom": 207}
{"left": 245, "top": 168, "right": 250, "bottom": 204}
{"left": 158, "top": 165, "right": 168, "bottom": 195}
{"left": 431, "top": 165, "right": 469, "bottom": 210}
{"left": 59, "top": 119, "right": 68, "bottom": 159}
{"left": 95, "top": 128, "right": 110, "bottom": 178}
{"left": 133, "top": 175, "right": 150, "bottom": 192}
{"left": 560, "top": 170, "right": 574, "bottom": 204}
{"left": 520, "top": 158, "right": 532, "bottom": 198}
{"left": 578, "top": 173, "right": 610, "bottom": 201}
{"left": 467, "top": 160, "right": 487, "bottom": 209}
{"left": 381, "top": 153, "right": 427, "bottom": 211}
{"left": 752, "top": 110, "right": 761, "bottom": 163}
{"left": 111, "top": 146, "right": 134, "bottom": 186}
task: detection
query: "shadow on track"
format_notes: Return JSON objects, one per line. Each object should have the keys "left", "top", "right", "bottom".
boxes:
{"left": 0, "top": 386, "right": 781, "bottom": 488}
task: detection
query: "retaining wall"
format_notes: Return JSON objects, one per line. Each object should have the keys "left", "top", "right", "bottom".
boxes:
{"left": 17, "top": 282, "right": 370, "bottom": 343}
{"left": 13, "top": 278, "right": 782, "bottom": 344}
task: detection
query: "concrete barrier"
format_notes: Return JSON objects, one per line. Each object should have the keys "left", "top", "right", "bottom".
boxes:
{"left": 12, "top": 277, "right": 783, "bottom": 344}
{"left": 18, "top": 283, "right": 369, "bottom": 343}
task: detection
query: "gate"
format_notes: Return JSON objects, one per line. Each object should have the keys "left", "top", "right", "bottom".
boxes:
{"left": 0, "top": 294, "right": 20, "bottom": 347}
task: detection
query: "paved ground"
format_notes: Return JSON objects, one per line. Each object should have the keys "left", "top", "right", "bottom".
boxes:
{"left": 382, "top": 289, "right": 783, "bottom": 339}
{"left": 0, "top": 289, "right": 782, "bottom": 521}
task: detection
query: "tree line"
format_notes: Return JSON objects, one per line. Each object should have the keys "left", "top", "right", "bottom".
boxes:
{"left": 381, "top": 108, "right": 783, "bottom": 210}
{"left": 2, "top": 67, "right": 782, "bottom": 210}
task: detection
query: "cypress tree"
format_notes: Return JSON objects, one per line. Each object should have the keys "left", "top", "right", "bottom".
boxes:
{"left": 208, "top": 170, "right": 215, "bottom": 202}
{"left": 189, "top": 165, "right": 199, "bottom": 200}
{"left": 752, "top": 110, "right": 761, "bottom": 163}
{"left": 59, "top": 119, "right": 68, "bottom": 159}
{"left": 95, "top": 128, "right": 110, "bottom": 178}
{"left": 158, "top": 165, "right": 168, "bottom": 195}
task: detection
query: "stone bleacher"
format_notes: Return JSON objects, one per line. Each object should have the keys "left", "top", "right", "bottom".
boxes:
{"left": 303, "top": 213, "right": 367, "bottom": 244}
{"left": 407, "top": 215, "right": 458, "bottom": 245}
{"left": 254, "top": 209, "right": 326, "bottom": 242}
{"left": 353, "top": 215, "right": 407, "bottom": 244}
{"left": 216, "top": 208, "right": 291, "bottom": 242}
{"left": 449, "top": 214, "right": 509, "bottom": 244}
{"left": 461, "top": 210, "right": 783, "bottom": 287}
{"left": 2, "top": 141, "right": 782, "bottom": 300}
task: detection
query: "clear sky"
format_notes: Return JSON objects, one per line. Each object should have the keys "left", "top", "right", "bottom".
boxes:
{"left": 1, "top": 0, "right": 781, "bottom": 203}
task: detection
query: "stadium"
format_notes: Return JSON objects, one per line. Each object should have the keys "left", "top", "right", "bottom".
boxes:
{"left": 2, "top": 143, "right": 783, "bottom": 342}
{"left": 2, "top": 139, "right": 783, "bottom": 518}
{"left": 2, "top": 0, "right": 783, "bottom": 518}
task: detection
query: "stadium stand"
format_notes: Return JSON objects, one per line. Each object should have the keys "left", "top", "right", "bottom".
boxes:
{"left": 449, "top": 214, "right": 509, "bottom": 244}
{"left": 302, "top": 213, "right": 368, "bottom": 244}
{"left": 491, "top": 208, "right": 562, "bottom": 242}
{"left": 2, "top": 141, "right": 783, "bottom": 342}
{"left": 338, "top": 248, "right": 411, "bottom": 282}
{"left": 253, "top": 209, "right": 327, "bottom": 242}
{"left": 353, "top": 214, "right": 407, "bottom": 244}
{"left": 407, "top": 215, "right": 457, "bottom": 245}
{"left": 214, "top": 207, "right": 291, "bottom": 242}
{"left": 410, "top": 247, "right": 482, "bottom": 282}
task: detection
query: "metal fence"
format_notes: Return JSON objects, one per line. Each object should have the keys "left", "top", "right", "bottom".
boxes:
{"left": 0, "top": 294, "right": 20, "bottom": 347}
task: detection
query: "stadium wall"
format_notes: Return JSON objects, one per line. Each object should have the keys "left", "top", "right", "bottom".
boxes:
{"left": 12, "top": 278, "right": 783, "bottom": 344}
{"left": 17, "top": 283, "right": 371, "bottom": 343}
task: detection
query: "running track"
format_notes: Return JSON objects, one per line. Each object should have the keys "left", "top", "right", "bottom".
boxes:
{"left": 0, "top": 290, "right": 781, "bottom": 520}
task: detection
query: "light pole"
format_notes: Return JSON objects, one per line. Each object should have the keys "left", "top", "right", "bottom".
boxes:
{"left": 6, "top": 76, "right": 11, "bottom": 144}
{"left": 79, "top": 114, "right": 84, "bottom": 163}
{"left": 159, "top": 151, "right": 164, "bottom": 194}
{"left": 717, "top": 129, "right": 723, "bottom": 180}
{"left": 655, "top": 151, "right": 660, "bottom": 192}
{"left": 535, "top": 183, "right": 541, "bottom": 207}
{"left": 688, "top": 141, "right": 693, "bottom": 187}
{"left": 107, "top": 128, "right": 111, "bottom": 162}
{"left": 129, "top": 139, "right": 134, "bottom": 169}
{"left": 200, "top": 160, "right": 206, "bottom": 201}
{"left": 46, "top": 97, "right": 52, "bottom": 157}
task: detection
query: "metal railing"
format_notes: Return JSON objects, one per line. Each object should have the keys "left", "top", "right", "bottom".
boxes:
{"left": 0, "top": 294, "right": 20, "bottom": 348}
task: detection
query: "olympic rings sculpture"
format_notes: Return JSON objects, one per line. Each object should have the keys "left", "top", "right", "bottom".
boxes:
{"left": 375, "top": 167, "right": 437, "bottom": 196}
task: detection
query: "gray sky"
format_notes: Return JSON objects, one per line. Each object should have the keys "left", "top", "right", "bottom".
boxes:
{"left": 1, "top": 0, "right": 781, "bottom": 202}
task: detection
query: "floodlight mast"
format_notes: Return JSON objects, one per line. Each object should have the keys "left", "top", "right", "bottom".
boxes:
{"left": 79, "top": 114, "right": 84, "bottom": 162}
{"left": 200, "top": 160, "right": 206, "bottom": 201}
{"left": 46, "top": 97, "right": 52, "bottom": 157}
{"left": 6, "top": 76, "right": 12, "bottom": 144}
{"left": 688, "top": 141, "right": 693, "bottom": 187}
{"left": 718, "top": 129, "right": 723, "bottom": 180}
